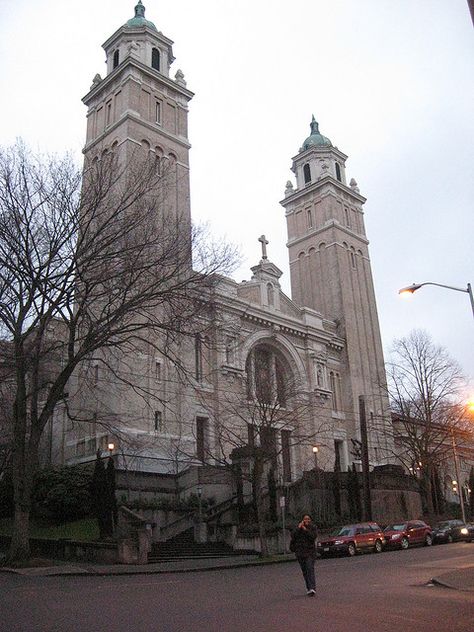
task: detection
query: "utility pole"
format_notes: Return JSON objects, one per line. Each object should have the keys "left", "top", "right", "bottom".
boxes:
{"left": 451, "top": 430, "right": 467, "bottom": 523}
{"left": 359, "top": 396, "right": 372, "bottom": 521}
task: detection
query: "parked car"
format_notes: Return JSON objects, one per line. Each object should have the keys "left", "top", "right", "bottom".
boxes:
{"left": 432, "top": 520, "right": 473, "bottom": 544}
{"left": 384, "top": 520, "right": 432, "bottom": 549}
{"left": 317, "top": 522, "right": 385, "bottom": 557}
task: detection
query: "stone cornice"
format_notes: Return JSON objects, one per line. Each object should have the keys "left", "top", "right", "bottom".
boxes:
{"left": 213, "top": 291, "right": 344, "bottom": 350}
{"left": 102, "top": 25, "right": 175, "bottom": 56}
{"left": 280, "top": 175, "right": 366, "bottom": 207}
{"left": 286, "top": 220, "right": 370, "bottom": 250}
{"left": 82, "top": 112, "right": 192, "bottom": 154}
{"left": 82, "top": 57, "right": 194, "bottom": 107}
{"left": 292, "top": 145, "right": 348, "bottom": 163}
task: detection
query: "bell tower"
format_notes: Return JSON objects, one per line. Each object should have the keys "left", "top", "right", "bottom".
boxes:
{"left": 281, "top": 117, "right": 393, "bottom": 464}
{"left": 82, "top": 1, "right": 194, "bottom": 230}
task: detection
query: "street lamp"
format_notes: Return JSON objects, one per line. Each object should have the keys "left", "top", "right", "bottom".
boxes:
{"left": 450, "top": 431, "right": 467, "bottom": 524}
{"left": 312, "top": 446, "right": 319, "bottom": 470}
{"left": 398, "top": 281, "right": 474, "bottom": 320}
{"left": 107, "top": 442, "right": 115, "bottom": 457}
{"left": 196, "top": 485, "right": 203, "bottom": 524}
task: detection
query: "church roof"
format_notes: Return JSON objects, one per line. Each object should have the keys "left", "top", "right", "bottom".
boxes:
{"left": 302, "top": 116, "right": 332, "bottom": 150}
{"left": 125, "top": 1, "right": 157, "bottom": 31}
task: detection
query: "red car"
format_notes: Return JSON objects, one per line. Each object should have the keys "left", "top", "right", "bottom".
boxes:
{"left": 317, "top": 522, "right": 385, "bottom": 557}
{"left": 384, "top": 520, "right": 433, "bottom": 549}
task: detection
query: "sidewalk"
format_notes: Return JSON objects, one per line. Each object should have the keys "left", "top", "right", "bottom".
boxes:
{"left": 0, "top": 553, "right": 296, "bottom": 577}
{"left": 2, "top": 554, "right": 474, "bottom": 591}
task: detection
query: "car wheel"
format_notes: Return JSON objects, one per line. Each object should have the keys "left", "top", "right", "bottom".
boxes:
{"left": 400, "top": 537, "right": 409, "bottom": 550}
{"left": 347, "top": 542, "right": 356, "bottom": 557}
{"left": 374, "top": 539, "right": 383, "bottom": 553}
{"left": 447, "top": 534, "right": 453, "bottom": 544}
{"left": 425, "top": 534, "right": 433, "bottom": 546}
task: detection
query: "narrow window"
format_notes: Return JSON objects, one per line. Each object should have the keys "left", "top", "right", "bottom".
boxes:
{"left": 307, "top": 208, "right": 313, "bottom": 228}
{"left": 225, "top": 336, "right": 234, "bottom": 364}
{"left": 350, "top": 252, "right": 356, "bottom": 269}
{"left": 247, "top": 423, "right": 255, "bottom": 447}
{"left": 93, "top": 364, "right": 99, "bottom": 386}
{"left": 281, "top": 429, "right": 292, "bottom": 482}
{"left": 196, "top": 417, "right": 208, "bottom": 461}
{"left": 106, "top": 102, "right": 112, "bottom": 127}
{"left": 154, "top": 411, "right": 163, "bottom": 432}
{"left": 334, "top": 439, "right": 343, "bottom": 471}
{"left": 267, "top": 283, "right": 274, "bottom": 306}
{"left": 303, "top": 163, "right": 311, "bottom": 184}
{"left": 152, "top": 47, "right": 160, "bottom": 71}
{"left": 335, "top": 162, "right": 341, "bottom": 181}
{"left": 344, "top": 208, "right": 350, "bottom": 227}
{"left": 330, "top": 371, "right": 338, "bottom": 411}
{"left": 113, "top": 49, "right": 119, "bottom": 69}
{"left": 155, "top": 361, "right": 162, "bottom": 381}
{"left": 195, "top": 334, "right": 203, "bottom": 381}
{"left": 155, "top": 101, "right": 161, "bottom": 124}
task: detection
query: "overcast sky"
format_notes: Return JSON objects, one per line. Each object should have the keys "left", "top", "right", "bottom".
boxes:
{"left": 1, "top": 0, "right": 473, "bottom": 394}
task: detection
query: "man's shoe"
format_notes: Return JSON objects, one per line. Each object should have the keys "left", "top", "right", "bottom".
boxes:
{"left": 307, "top": 589, "right": 316, "bottom": 596}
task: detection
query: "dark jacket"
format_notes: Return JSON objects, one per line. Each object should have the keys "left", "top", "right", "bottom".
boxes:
{"left": 290, "top": 524, "right": 318, "bottom": 558}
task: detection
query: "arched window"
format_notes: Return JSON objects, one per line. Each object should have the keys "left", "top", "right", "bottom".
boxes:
{"left": 335, "top": 162, "right": 341, "bottom": 182}
{"left": 113, "top": 50, "right": 119, "bottom": 69}
{"left": 245, "top": 344, "right": 290, "bottom": 407}
{"left": 303, "top": 163, "right": 311, "bottom": 184}
{"left": 152, "top": 47, "right": 160, "bottom": 71}
{"left": 329, "top": 371, "right": 341, "bottom": 411}
{"left": 267, "top": 283, "right": 274, "bottom": 306}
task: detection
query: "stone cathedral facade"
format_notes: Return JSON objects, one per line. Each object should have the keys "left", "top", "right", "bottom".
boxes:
{"left": 60, "top": 2, "right": 395, "bottom": 484}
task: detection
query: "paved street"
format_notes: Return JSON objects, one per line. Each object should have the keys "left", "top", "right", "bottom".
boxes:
{"left": 1, "top": 543, "right": 473, "bottom": 632}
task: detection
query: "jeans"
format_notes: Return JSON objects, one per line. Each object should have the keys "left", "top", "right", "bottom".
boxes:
{"left": 297, "top": 555, "right": 316, "bottom": 591}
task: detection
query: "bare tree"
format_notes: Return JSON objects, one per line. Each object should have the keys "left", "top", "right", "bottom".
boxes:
{"left": 192, "top": 342, "right": 328, "bottom": 556}
{"left": 0, "top": 141, "right": 238, "bottom": 562}
{"left": 385, "top": 329, "right": 468, "bottom": 513}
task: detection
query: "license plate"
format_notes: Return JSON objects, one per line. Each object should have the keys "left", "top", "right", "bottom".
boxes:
{"left": 324, "top": 547, "right": 329, "bottom": 552}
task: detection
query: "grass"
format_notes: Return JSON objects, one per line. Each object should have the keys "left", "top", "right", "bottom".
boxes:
{"left": 0, "top": 517, "right": 100, "bottom": 542}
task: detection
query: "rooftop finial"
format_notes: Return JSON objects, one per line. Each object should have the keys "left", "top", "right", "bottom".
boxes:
{"left": 135, "top": 1, "right": 145, "bottom": 18}
{"left": 310, "top": 115, "right": 319, "bottom": 135}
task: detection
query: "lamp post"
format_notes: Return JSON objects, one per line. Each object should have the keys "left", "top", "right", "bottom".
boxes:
{"left": 312, "top": 446, "right": 319, "bottom": 470}
{"left": 398, "top": 281, "right": 474, "bottom": 320}
{"left": 451, "top": 430, "right": 467, "bottom": 524}
{"left": 107, "top": 442, "right": 115, "bottom": 457}
{"left": 196, "top": 485, "right": 203, "bottom": 524}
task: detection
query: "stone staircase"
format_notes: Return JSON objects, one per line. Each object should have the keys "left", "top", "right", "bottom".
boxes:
{"left": 147, "top": 529, "right": 244, "bottom": 563}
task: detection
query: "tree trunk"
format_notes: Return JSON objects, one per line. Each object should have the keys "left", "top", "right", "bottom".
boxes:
{"left": 420, "top": 470, "right": 434, "bottom": 514}
{"left": 8, "top": 507, "right": 31, "bottom": 563}
{"left": 253, "top": 458, "right": 268, "bottom": 557}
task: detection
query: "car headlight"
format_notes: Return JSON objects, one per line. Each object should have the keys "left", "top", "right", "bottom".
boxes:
{"left": 460, "top": 528, "right": 468, "bottom": 535}
{"left": 334, "top": 540, "right": 344, "bottom": 545}
{"left": 391, "top": 533, "right": 402, "bottom": 539}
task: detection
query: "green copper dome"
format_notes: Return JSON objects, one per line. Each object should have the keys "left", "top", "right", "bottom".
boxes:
{"left": 125, "top": 1, "right": 157, "bottom": 30}
{"left": 302, "top": 116, "right": 332, "bottom": 150}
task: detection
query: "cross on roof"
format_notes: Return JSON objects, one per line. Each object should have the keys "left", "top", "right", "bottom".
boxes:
{"left": 258, "top": 234, "right": 269, "bottom": 260}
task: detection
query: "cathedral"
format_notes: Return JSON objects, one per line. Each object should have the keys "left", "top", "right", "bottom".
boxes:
{"left": 61, "top": 2, "right": 395, "bottom": 487}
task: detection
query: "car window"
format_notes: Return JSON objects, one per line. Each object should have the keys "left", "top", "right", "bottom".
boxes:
{"left": 384, "top": 524, "right": 406, "bottom": 531}
{"left": 332, "top": 526, "right": 355, "bottom": 537}
{"left": 370, "top": 524, "right": 382, "bottom": 532}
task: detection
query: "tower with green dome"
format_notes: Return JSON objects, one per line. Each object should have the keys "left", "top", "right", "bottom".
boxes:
{"left": 281, "top": 117, "right": 393, "bottom": 466}
{"left": 82, "top": 1, "right": 194, "bottom": 240}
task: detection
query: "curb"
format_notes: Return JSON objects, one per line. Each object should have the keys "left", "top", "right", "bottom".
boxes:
{"left": 0, "top": 555, "right": 297, "bottom": 578}
{"left": 430, "top": 577, "right": 473, "bottom": 593}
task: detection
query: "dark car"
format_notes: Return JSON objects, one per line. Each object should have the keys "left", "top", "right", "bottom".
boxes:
{"left": 384, "top": 520, "right": 432, "bottom": 549}
{"left": 317, "top": 522, "right": 385, "bottom": 557}
{"left": 432, "top": 519, "right": 473, "bottom": 544}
